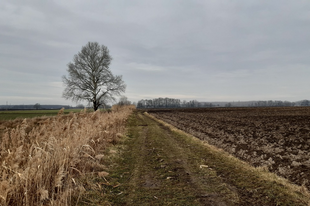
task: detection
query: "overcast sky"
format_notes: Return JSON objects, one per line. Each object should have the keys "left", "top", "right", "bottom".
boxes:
{"left": 1, "top": 0, "right": 310, "bottom": 105}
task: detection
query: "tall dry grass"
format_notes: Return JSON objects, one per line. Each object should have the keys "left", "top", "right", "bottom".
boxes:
{"left": 0, "top": 105, "right": 135, "bottom": 206}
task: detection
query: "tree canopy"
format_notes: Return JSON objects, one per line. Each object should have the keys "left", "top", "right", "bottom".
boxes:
{"left": 62, "top": 42, "right": 126, "bottom": 110}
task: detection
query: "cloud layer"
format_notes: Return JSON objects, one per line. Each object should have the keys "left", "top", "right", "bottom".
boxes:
{"left": 1, "top": 0, "right": 310, "bottom": 105}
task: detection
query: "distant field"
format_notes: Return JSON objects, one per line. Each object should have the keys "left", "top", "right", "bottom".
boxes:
{"left": 0, "top": 109, "right": 83, "bottom": 121}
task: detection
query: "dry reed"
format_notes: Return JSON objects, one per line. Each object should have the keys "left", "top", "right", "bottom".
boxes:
{"left": 0, "top": 105, "right": 135, "bottom": 206}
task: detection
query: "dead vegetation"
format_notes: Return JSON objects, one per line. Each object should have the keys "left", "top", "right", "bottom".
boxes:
{"left": 0, "top": 105, "right": 135, "bottom": 206}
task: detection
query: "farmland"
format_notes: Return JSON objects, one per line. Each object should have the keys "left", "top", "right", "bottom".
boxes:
{"left": 0, "top": 109, "right": 84, "bottom": 121}
{"left": 0, "top": 106, "right": 309, "bottom": 205}
{"left": 148, "top": 107, "right": 310, "bottom": 190}
{"left": 0, "top": 109, "right": 86, "bottom": 141}
{"left": 0, "top": 106, "right": 134, "bottom": 206}
{"left": 99, "top": 111, "right": 309, "bottom": 205}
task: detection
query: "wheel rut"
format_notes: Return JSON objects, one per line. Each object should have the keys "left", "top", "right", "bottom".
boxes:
{"left": 108, "top": 112, "right": 238, "bottom": 205}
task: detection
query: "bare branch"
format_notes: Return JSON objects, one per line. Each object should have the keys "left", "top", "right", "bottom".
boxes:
{"left": 62, "top": 42, "right": 126, "bottom": 110}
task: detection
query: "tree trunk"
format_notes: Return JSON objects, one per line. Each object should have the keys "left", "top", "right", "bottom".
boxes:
{"left": 93, "top": 101, "right": 99, "bottom": 111}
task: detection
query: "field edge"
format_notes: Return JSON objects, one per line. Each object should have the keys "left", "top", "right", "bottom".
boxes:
{"left": 145, "top": 111, "right": 310, "bottom": 205}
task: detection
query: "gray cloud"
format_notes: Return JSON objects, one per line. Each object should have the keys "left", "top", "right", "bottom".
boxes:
{"left": 1, "top": 0, "right": 310, "bottom": 105}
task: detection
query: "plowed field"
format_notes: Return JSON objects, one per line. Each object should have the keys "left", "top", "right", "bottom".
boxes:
{"left": 148, "top": 107, "right": 310, "bottom": 190}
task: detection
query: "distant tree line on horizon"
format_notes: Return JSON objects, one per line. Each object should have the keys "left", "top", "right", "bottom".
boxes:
{"left": 0, "top": 95, "right": 132, "bottom": 111}
{"left": 0, "top": 104, "right": 74, "bottom": 110}
{"left": 137, "top": 98, "right": 214, "bottom": 108}
{"left": 137, "top": 98, "right": 310, "bottom": 109}
{"left": 226, "top": 100, "right": 310, "bottom": 107}
{"left": 2, "top": 99, "right": 310, "bottom": 110}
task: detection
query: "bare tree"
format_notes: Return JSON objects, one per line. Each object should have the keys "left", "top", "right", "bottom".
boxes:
{"left": 62, "top": 42, "right": 126, "bottom": 111}
{"left": 118, "top": 95, "right": 131, "bottom": 106}
{"left": 33, "top": 103, "right": 41, "bottom": 110}
{"left": 76, "top": 104, "right": 84, "bottom": 108}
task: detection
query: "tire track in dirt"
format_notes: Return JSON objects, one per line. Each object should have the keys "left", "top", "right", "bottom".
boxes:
{"left": 108, "top": 112, "right": 238, "bottom": 205}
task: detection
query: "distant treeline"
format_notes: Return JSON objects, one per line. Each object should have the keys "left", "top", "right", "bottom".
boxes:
{"left": 0, "top": 105, "right": 73, "bottom": 110}
{"left": 226, "top": 100, "right": 310, "bottom": 107}
{"left": 137, "top": 98, "right": 310, "bottom": 109}
{"left": 137, "top": 98, "right": 214, "bottom": 108}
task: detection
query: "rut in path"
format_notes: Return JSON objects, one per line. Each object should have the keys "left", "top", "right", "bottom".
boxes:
{"left": 108, "top": 113, "right": 237, "bottom": 205}
{"left": 105, "top": 112, "right": 309, "bottom": 206}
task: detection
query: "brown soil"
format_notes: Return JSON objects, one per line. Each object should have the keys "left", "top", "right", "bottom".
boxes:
{"left": 148, "top": 107, "right": 310, "bottom": 191}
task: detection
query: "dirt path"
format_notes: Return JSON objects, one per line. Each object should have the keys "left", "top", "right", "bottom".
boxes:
{"left": 103, "top": 112, "right": 309, "bottom": 206}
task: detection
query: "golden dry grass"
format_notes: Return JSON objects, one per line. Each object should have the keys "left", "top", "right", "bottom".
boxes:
{"left": 0, "top": 105, "right": 135, "bottom": 206}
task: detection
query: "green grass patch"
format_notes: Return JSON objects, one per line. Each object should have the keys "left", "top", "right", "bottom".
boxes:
{"left": 0, "top": 109, "right": 83, "bottom": 121}
{"left": 104, "top": 112, "right": 236, "bottom": 205}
